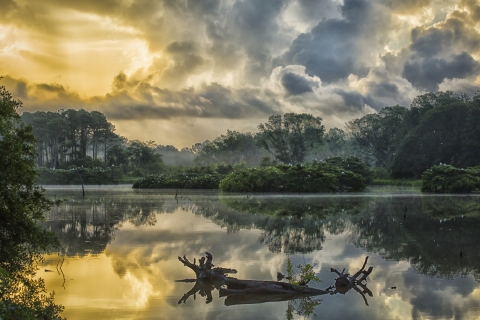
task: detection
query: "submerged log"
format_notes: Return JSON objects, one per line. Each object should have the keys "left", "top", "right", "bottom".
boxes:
{"left": 224, "top": 292, "right": 319, "bottom": 306}
{"left": 178, "top": 252, "right": 326, "bottom": 298}
{"left": 177, "top": 252, "right": 373, "bottom": 306}
{"left": 220, "top": 278, "right": 326, "bottom": 296}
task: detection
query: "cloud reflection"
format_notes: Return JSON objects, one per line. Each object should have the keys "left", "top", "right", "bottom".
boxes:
{"left": 40, "top": 189, "right": 480, "bottom": 319}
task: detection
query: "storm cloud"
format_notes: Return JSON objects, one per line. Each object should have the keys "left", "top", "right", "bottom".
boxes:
{"left": 1, "top": 0, "right": 479, "bottom": 146}
{"left": 403, "top": 51, "right": 480, "bottom": 91}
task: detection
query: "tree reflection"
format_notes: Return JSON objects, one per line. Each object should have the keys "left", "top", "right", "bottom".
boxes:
{"left": 177, "top": 279, "right": 223, "bottom": 305}
{"left": 43, "top": 192, "right": 480, "bottom": 280}
{"left": 42, "top": 196, "right": 163, "bottom": 257}
{"left": 285, "top": 297, "right": 322, "bottom": 320}
{"left": 345, "top": 196, "right": 480, "bottom": 279}
{"left": 176, "top": 253, "right": 373, "bottom": 319}
{"left": 177, "top": 278, "right": 323, "bottom": 318}
{"left": 218, "top": 195, "right": 480, "bottom": 279}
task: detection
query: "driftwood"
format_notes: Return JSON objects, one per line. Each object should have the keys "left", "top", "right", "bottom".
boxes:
{"left": 177, "top": 252, "right": 326, "bottom": 306}
{"left": 177, "top": 252, "right": 372, "bottom": 306}
{"left": 178, "top": 252, "right": 237, "bottom": 281}
{"left": 326, "top": 256, "right": 373, "bottom": 305}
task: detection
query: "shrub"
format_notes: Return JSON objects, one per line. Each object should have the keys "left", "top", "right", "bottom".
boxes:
{"left": 219, "top": 162, "right": 366, "bottom": 192}
{"left": 324, "top": 156, "right": 373, "bottom": 183}
{"left": 421, "top": 164, "right": 480, "bottom": 193}
{"left": 132, "top": 172, "right": 221, "bottom": 189}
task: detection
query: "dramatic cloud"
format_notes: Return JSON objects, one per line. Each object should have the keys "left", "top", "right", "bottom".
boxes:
{"left": 403, "top": 51, "right": 480, "bottom": 91}
{"left": 278, "top": 0, "right": 392, "bottom": 83}
{"left": 1, "top": 0, "right": 479, "bottom": 146}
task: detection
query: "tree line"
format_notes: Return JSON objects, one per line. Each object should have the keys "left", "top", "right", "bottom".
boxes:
{"left": 22, "top": 90, "right": 480, "bottom": 181}
{"left": 22, "top": 110, "right": 356, "bottom": 178}
{"left": 21, "top": 109, "right": 165, "bottom": 176}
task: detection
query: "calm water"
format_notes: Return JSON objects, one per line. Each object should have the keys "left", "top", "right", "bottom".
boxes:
{"left": 40, "top": 186, "right": 480, "bottom": 319}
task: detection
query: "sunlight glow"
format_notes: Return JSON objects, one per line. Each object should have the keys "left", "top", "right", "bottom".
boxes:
{"left": 123, "top": 272, "right": 159, "bottom": 308}
{"left": 0, "top": 25, "right": 30, "bottom": 56}
{"left": 395, "top": 7, "right": 435, "bottom": 27}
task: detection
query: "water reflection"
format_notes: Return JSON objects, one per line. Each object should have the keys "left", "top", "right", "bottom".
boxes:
{"left": 43, "top": 191, "right": 480, "bottom": 280}
{"left": 40, "top": 187, "right": 480, "bottom": 319}
{"left": 177, "top": 279, "right": 322, "bottom": 320}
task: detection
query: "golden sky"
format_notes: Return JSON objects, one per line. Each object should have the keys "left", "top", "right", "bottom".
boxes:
{"left": 1, "top": 0, "right": 480, "bottom": 148}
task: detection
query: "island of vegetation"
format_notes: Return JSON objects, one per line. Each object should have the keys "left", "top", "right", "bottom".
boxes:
{"left": 421, "top": 164, "right": 480, "bottom": 193}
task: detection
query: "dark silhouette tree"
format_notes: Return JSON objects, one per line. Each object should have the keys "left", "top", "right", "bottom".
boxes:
{"left": 258, "top": 113, "right": 325, "bottom": 164}
{"left": 0, "top": 81, "right": 64, "bottom": 319}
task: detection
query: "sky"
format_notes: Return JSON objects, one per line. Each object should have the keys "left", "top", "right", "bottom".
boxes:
{"left": 1, "top": 0, "right": 480, "bottom": 148}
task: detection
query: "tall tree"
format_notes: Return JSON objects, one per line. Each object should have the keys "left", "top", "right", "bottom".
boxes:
{"left": 194, "top": 130, "right": 262, "bottom": 166}
{"left": 324, "top": 128, "right": 348, "bottom": 157}
{"left": 347, "top": 105, "right": 408, "bottom": 168}
{"left": 0, "top": 82, "right": 64, "bottom": 319}
{"left": 126, "top": 140, "right": 164, "bottom": 174}
{"left": 45, "top": 111, "right": 68, "bottom": 169}
{"left": 62, "top": 108, "right": 80, "bottom": 161}
{"left": 257, "top": 113, "right": 325, "bottom": 164}
{"left": 392, "top": 100, "right": 477, "bottom": 177}
{"left": 90, "top": 111, "right": 112, "bottom": 161}
{"left": 21, "top": 111, "right": 48, "bottom": 166}
{"left": 76, "top": 109, "right": 93, "bottom": 159}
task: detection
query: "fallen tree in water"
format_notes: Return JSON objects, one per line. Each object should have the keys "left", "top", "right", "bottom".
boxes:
{"left": 177, "top": 252, "right": 373, "bottom": 306}
{"left": 327, "top": 256, "right": 374, "bottom": 306}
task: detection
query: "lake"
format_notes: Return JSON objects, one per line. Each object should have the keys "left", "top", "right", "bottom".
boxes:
{"left": 40, "top": 186, "right": 480, "bottom": 319}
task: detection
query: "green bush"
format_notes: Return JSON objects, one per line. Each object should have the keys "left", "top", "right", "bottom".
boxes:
{"left": 132, "top": 172, "right": 221, "bottom": 189}
{"left": 324, "top": 156, "right": 373, "bottom": 182}
{"left": 219, "top": 162, "right": 366, "bottom": 192}
{"left": 371, "top": 167, "right": 390, "bottom": 180}
{"left": 421, "top": 164, "right": 480, "bottom": 193}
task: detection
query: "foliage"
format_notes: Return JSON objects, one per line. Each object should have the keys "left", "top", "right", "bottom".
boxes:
{"left": 133, "top": 173, "right": 221, "bottom": 189}
{"left": 286, "top": 297, "right": 322, "bottom": 320}
{"left": 371, "top": 166, "right": 390, "bottom": 179}
{"left": 0, "top": 266, "right": 64, "bottom": 320}
{"left": 36, "top": 166, "right": 124, "bottom": 185}
{"left": 22, "top": 109, "right": 119, "bottom": 168}
{"left": 323, "top": 156, "right": 373, "bottom": 182}
{"left": 194, "top": 130, "right": 264, "bottom": 166}
{"left": 259, "top": 156, "right": 277, "bottom": 167}
{"left": 347, "top": 91, "right": 480, "bottom": 178}
{"left": 421, "top": 164, "right": 480, "bottom": 193}
{"left": 257, "top": 113, "right": 325, "bottom": 164}
{"left": 324, "top": 127, "right": 349, "bottom": 156}
{"left": 126, "top": 140, "right": 164, "bottom": 175}
{"left": 286, "top": 257, "right": 321, "bottom": 286}
{"left": 347, "top": 105, "right": 408, "bottom": 168}
{"left": 0, "top": 82, "right": 64, "bottom": 318}
{"left": 156, "top": 145, "right": 196, "bottom": 166}
{"left": 219, "top": 161, "right": 366, "bottom": 192}
{"left": 132, "top": 166, "right": 228, "bottom": 189}
{"left": 22, "top": 109, "right": 167, "bottom": 179}
{"left": 392, "top": 99, "right": 480, "bottom": 178}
